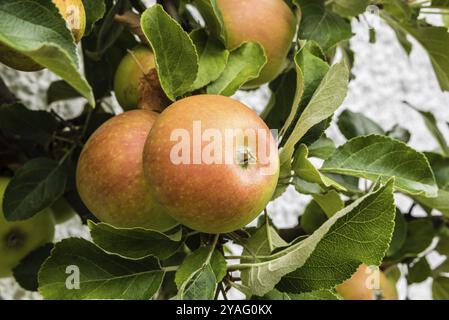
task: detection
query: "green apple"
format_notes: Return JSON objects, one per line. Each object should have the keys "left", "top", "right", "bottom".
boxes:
{"left": 76, "top": 110, "right": 178, "bottom": 231}
{"left": 113, "top": 46, "right": 156, "bottom": 110}
{"left": 51, "top": 197, "right": 76, "bottom": 224}
{"left": 215, "top": 0, "right": 296, "bottom": 87}
{"left": 142, "top": 94, "right": 280, "bottom": 234}
{"left": 336, "top": 264, "right": 399, "bottom": 300}
{"left": 0, "top": 177, "right": 55, "bottom": 278}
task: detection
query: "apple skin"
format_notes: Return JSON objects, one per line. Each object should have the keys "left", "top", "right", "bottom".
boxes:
{"left": 76, "top": 110, "right": 178, "bottom": 231}
{"left": 0, "top": 177, "right": 55, "bottom": 278}
{"left": 336, "top": 264, "right": 399, "bottom": 300}
{"left": 0, "top": 0, "right": 85, "bottom": 72}
{"left": 114, "top": 46, "right": 156, "bottom": 110}
{"left": 142, "top": 95, "right": 280, "bottom": 234}
{"left": 216, "top": 0, "right": 296, "bottom": 87}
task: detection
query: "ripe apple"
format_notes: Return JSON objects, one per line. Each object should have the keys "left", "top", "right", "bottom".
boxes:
{"left": 142, "top": 94, "right": 280, "bottom": 234}
{"left": 215, "top": 0, "right": 296, "bottom": 87}
{"left": 336, "top": 264, "right": 398, "bottom": 300}
{"left": 0, "top": 0, "right": 86, "bottom": 72}
{"left": 76, "top": 110, "right": 178, "bottom": 231}
{"left": 0, "top": 177, "right": 55, "bottom": 278}
{"left": 50, "top": 197, "right": 76, "bottom": 224}
{"left": 114, "top": 46, "right": 156, "bottom": 110}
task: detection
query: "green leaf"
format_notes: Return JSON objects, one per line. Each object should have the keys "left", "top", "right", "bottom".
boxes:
{"left": 141, "top": 4, "right": 199, "bottom": 100}
{"left": 13, "top": 243, "right": 53, "bottom": 292}
{"left": 242, "top": 221, "right": 289, "bottom": 258}
{"left": 190, "top": 29, "right": 229, "bottom": 90}
{"left": 308, "top": 136, "right": 336, "bottom": 160}
{"left": 280, "top": 62, "right": 349, "bottom": 174}
{"left": 281, "top": 45, "right": 329, "bottom": 145}
{"left": 176, "top": 245, "right": 226, "bottom": 300}
{"left": 87, "top": 0, "right": 129, "bottom": 59}
{"left": 312, "top": 190, "right": 344, "bottom": 218}
{"left": 280, "top": 62, "right": 349, "bottom": 173}
{"left": 240, "top": 180, "right": 395, "bottom": 296}
{"left": 88, "top": 221, "right": 184, "bottom": 260}
{"left": 424, "top": 152, "right": 449, "bottom": 189}
{"left": 433, "top": 277, "right": 449, "bottom": 300}
{"left": 321, "top": 135, "right": 438, "bottom": 197}
{"left": 408, "top": 257, "right": 431, "bottom": 284}
{"left": 331, "top": 0, "right": 370, "bottom": 17}
{"left": 300, "top": 200, "right": 328, "bottom": 234}
{"left": 382, "top": 11, "right": 449, "bottom": 92}
{"left": 38, "top": 238, "right": 164, "bottom": 300}
{"left": 192, "top": 0, "right": 226, "bottom": 43}
{"left": 416, "top": 189, "right": 449, "bottom": 216}
{"left": 3, "top": 158, "right": 67, "bottom": 221}
{"left": 296, "top": 0, "right": 352, "bottom": 52}
{"left": 292, "top": 144, "right": 346, "bottom": 191}
{"left": 207, "top": 42, "right": 266, "bottom": 96}
{"left": 0, "top": 103, "right": 58, "bottom": 145}
{"left": 47, "top": 80, "right": 82, "bottom": 104}
{"left": 337, "top": 110, "right": 385, "bottom": 140}
{"left": 410, "top": 106, "right": 449, "bottom": 156}
{"left": 386, "top": 209, "right": 407, "bottom": 257}
{"left": 262, "top": 69, "right": 297, "bottom": 130}
{"left": 0, "top": 0, "right": 94, "bottom": 105}
{"left": 277, "top": 181, "right": 395, "bottom": 293}
{"left": 387, "top": 124, "right": 411, "bottom": 143}
{"left": 82, "top": 0, "right": 106, "bottom": 35}
{"left": 389, "top": 220, "right": 436, "bottom": 260}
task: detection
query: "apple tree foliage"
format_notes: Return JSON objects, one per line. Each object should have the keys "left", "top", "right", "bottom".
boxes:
{"left": 1, "top": 0, "right": 449, "bottom": 300}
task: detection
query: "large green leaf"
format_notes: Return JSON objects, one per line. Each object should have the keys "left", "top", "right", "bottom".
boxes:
{"left": 0, "top": 0, "right": 94, "bottom": 105}
{"left": 88, "top": 221, "right": 184, "bottom": 260}
{"left": 38, "top": 238, "right": 164, "bottom": 299}
{"left": 277, "top": 181, "right": 395, "bottom": 293}
{"left": 240, "top": 180, "right": 395, "bottom": 296}
{"left": 190, "top": 29, "right": 229, "bottom": 90}
{"left": 207, "top": 42, "right": 266, "bottom": 96}
{"left": 260, "top": 289, "right": 339, "bottom": 300}
{"left": 3, "top": 158, "right": 67, "bottom": 221}
{"left": 280, "top": 62, "right": 349, "bottom": 173}
{"left": 296, "top": 0, "right": 352, "bottom": 52}
{"left": 141, "top": 4, "right": 198, "bottom": 100}
{"left": 321, "top": 135, "right": 438, "bottom": 197}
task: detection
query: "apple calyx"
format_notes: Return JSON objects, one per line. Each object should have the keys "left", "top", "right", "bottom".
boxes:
{"left": 137, "top": 69, "right": 171, "bottom": 113}
{"left": 5, "top": 228, "right": 26, "bottom": 249}
{"left": 236, "top": 147, "right": 257, "bottom": 169}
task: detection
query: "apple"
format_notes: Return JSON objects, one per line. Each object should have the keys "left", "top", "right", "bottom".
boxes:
{"left": 0, "top": 177, "right": 55, "bottom": 278}
{"left": 215, "top": 0, "right": 296, "bottom": 87}
{"left": 0, "top": 0, "right": 86, "bottom": 72}
{"left": 336, "top": 264, "right": 399, "bottom": 300}
{"left": 142, "top": 94, "right": 280, "bottom": 234}
{"left": 50, "top": 197, "right": 76, "bottom": 224}
{"left": 114, "top": 46, "right": 156, "bottom": 110}
{"left": 76, "top": 110, "right": 178, "bottom": 231}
